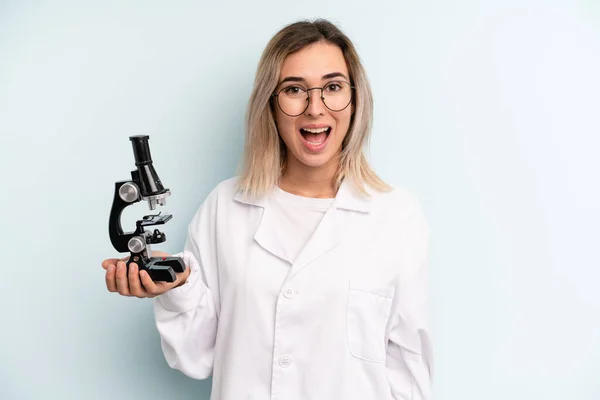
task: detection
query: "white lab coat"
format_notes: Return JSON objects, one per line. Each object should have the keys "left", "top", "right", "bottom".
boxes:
{"left": 153, "top": 177, "right": 432, "bottom": 400}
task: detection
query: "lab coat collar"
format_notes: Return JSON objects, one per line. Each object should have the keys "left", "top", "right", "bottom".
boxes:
{"left": 234, "top": 178, "right": 371, "bottom": 269}
{"left": 334, "top": 179, "right": 372, "bottom": 213}
{"left": 233, "top": 178, "right": 372, "bottom": 213}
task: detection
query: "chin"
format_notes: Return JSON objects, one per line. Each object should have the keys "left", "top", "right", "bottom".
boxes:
{"left": 294, "top": 148, "right": 338, "bottom": 169}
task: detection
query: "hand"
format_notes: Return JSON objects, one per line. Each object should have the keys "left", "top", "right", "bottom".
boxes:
{"left": 101, "top": 251, "right": 190, "bottom": 298}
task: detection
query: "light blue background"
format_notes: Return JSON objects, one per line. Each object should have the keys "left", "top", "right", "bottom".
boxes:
{"left": 1, "top": 1, "right": 599, "bottom": 399}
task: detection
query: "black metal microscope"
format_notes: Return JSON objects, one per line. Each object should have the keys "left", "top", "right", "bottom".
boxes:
{"left": 108, "top": 135, "right": 185, "bottom": 282}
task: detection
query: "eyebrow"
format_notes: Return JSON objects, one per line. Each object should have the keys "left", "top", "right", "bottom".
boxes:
{"left": 279, "top": 72, "right": 349, "bottom": 86}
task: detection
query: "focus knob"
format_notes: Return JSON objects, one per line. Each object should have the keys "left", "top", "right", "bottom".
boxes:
{"left": 128, "top": 236, "right": 146, "bottom": 253}
{"left": 119, "top": 182, "right": 140, "bottom": 203}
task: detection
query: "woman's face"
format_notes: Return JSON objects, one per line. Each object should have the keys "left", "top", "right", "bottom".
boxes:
{"left": 273, "top": 41, "right": 353, "bottom": 173}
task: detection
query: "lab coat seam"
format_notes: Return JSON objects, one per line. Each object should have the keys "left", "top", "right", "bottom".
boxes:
{"left": 347, "top": 286, "right": 394, "bottom": 299}
{"left": 387, "top": 296, "right": 425, "bottom": 358}
{"left": 400, "top": 345, "right": 424, "bottom": 357}
{"left": 271, "top": 294, "right": 283, "bottom": 399}
{"left": 158, "top": 300, "right": 187, "bottom": 314}
{"left": 213, "top": 191, "right": 222, "bottom": 320}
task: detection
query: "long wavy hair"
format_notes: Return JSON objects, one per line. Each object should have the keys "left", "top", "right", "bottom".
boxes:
{"left": 237, "top": 19, "right": 391, "bottom": 198}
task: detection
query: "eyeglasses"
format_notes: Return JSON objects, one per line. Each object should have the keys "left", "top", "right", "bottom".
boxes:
{"left": 272, "top": 81, "right": 355, "bottom": 117}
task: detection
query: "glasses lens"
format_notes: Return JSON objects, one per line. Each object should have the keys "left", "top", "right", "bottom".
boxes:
{"left": 322, "top": 81, "right": 352, "bottom": 111}
{"left": 277, "top": 86, "right": 308, "bottom": 116}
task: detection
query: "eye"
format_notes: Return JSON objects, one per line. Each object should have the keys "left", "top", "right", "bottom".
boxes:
{"left": 325, "top": 82, "right": 342, "bottom": 92}
{"left": 282, "top": 85, "right": 305, "bottom": 96}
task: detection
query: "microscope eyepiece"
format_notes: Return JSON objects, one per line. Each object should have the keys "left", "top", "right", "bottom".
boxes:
{"left": 128, "top": 135, "right": 170, "bottom": 209}
{"left": 130, "top": 135, "right": 153, "bottom": 166}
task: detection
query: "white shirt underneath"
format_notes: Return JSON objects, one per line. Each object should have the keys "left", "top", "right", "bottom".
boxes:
{"left": 269, "top": 185, "right": 335, "bottom": 264}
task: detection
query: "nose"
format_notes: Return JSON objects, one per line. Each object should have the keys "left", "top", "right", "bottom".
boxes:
{"left": 304, "top": 88, "right": 325, "bottom": 116}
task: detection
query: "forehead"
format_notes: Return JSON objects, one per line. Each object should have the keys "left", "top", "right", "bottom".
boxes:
{"left": 280, "top": 42, "right": 349, "bottom": 81}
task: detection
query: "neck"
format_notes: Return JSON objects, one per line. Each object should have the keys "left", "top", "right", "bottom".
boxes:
{"left": 279, "top": 156, "right": 339, "bottom": 198}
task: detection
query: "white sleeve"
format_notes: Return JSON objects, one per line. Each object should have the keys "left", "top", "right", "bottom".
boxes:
{"left": 386, "top": 198, "right": 433, "bottom": 399}
{"left": 152, "top": 192, "right": 219, "bottom": 380}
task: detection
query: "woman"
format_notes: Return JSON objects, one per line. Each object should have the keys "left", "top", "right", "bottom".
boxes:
{"left": 102, "top": 19, "right": 432, "bottom": 400}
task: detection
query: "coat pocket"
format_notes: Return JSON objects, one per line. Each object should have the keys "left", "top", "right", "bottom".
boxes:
{"left": 346, "top": 280, "right": 395, "bottom": 363}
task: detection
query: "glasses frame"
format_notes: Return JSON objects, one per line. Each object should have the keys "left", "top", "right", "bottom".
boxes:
{"left": 271, "top": 81, "right": 356, "bottom": 117}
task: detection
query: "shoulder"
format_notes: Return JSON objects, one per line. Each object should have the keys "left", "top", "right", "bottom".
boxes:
{"left": 370, "top": 184, "right": 426, "bottom": 217}
{"left": 197, "top": 176, "right": 240, "bottom": 205}
{"left": 187, "top": 177, "right": 240, "bottom": 227}
{"left": 211, "top": 176, "right": 240, "bottom": 198}
{"left": 369, "top": 184, "right": 431, "bottom": 235}
{"left": 189, "top": 176, "right": 240, "bottom": 216}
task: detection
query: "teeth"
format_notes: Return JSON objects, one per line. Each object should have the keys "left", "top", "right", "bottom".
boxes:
{"left": 307, "top": 140, "right": 324, "bottom": 145}
{"left": 301, "top": 127, "right": 329, "bottom": 133}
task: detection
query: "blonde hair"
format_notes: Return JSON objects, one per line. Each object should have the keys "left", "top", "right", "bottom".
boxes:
{"left": 237, "top": 19, "right": 392, "bottom": 198}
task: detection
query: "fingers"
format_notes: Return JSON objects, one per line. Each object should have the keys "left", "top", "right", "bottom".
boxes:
{"left": 139, "top": 269, "right": 161, "bottom": 297}
{"left": 115, "top": 261, "right": 131, "bottom": 296}
{"left": 139, "top": 269, "right": 184, "bottom": 297}
{"left": 105, "top": 264, "right": 117, "bottom": 292}
{"left": 105, "top": 261, "right": 150, "bottom": 298}
{"left": 102, "top": 258, "right": 120, "bottom": 271}
{"left": 105, "top": 259, "right": 184, "bottom": 298}
{"left": 127, "top": 263, "right": 149, "bottom": 298}
{"left": 102, "top": 256, "right": 129, "bottom": 270}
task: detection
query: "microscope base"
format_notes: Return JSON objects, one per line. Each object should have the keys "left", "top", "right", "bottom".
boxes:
{"left": 126, "top": 256, "right": 185, "bottom": 283}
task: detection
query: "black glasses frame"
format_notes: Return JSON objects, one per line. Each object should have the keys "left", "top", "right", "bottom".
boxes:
{"left": 271, "top": 81, "right": 356, "bottom": 117}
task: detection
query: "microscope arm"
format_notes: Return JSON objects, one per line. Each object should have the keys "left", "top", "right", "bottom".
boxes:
{"left": 108, "top": 180, "right": 138, "bottom": 253}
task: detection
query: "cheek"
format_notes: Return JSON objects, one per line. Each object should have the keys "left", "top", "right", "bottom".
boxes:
{"left": 274, "top": 111, "right": 296, "bottom": 141}
{"left": 335, "top": 110, "right": 353, "bottom": 135}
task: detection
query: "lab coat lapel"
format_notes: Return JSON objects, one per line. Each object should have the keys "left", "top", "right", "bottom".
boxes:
{"left": 289, "top": 179, "right": 372, "bottom": 278}
{"left": 234, "top": 187, "right": 289, "bottom": 263}
{"left": 288, "top": 203, "right": 345, "bottom": 276}
{"left": 254, "top": 203, "right": 289, "bottom": 262}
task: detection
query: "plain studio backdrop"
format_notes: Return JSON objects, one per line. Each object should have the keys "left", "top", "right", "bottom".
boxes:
{"left": 1, "top": 1, "right": 599, "bottom": 399}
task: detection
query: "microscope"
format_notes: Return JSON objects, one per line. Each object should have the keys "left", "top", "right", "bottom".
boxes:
{"left": 108, "top": 135, "right": 185, "bottom": 282}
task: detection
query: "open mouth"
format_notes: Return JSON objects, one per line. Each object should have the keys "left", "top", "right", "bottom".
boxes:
{"left": 299, "top": 126, "right": 331, "bottom": 148}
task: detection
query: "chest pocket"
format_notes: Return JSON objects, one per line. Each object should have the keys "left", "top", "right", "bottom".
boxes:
{"left": 346, "top": 279, "right": 395, "bottom": 363}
